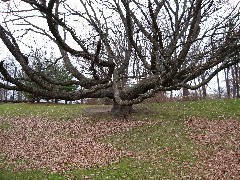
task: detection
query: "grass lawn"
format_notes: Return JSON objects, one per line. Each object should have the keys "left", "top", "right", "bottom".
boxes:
{"left": 0, "top": 99, "right": 240, "bottom": 179}
{"left": 0, "top": 103, "right": 89, "bottom": 120}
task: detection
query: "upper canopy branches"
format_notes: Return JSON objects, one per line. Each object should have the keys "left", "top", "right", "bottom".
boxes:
{"left": 0, "top": 0, "right": 239, "bottom": 103}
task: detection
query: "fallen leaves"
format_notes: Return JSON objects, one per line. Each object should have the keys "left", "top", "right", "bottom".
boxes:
{"left": 0, "top": 116, "right": 147, "bottom": 172}
{"left": 186, "top": 117, "right": 240, "bottom": 179}
{"left": 2, "top": 112, "right": 240, "bottom": 178}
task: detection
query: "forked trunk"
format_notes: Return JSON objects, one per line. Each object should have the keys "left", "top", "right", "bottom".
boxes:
{"left": 111, "top": 101, "right": 133, "bottom": 118}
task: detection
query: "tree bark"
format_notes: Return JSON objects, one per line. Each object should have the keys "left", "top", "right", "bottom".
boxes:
{"left": 216, "top": 70, "right": 221, "bottom": 99}
{"left": 225, "top": 68, "right": 231, "bottom": 98}
{"left": 182, "top": 87, "right": 189, "bottom": 100}
{"left": 201, "top": 74, "right": 207, "bottom": 99}
{"left": 231, "top": 66, "right": 236, "bottom": 98}
{"left": 111, "top": 101, "right": 133, "bottom": 118}
{"left": 234, "top": 63, "right": 239, "bottom": 98}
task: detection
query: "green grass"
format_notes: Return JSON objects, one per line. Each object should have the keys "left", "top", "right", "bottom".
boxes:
{"left": 0, "top": 170, "right": 67, "bottom": 180}
{"left": 1, "top": 98, "right": 240, "bottom": 179}
{"left": 0, "top": 121, "right": 11, "bottom": 130}
{"left": 138, "top": 98, "right": 240, "bottom": 121}
{"left": 0, "top": 103, "right": 89, "bottom": 120}
{"left": 100, "top": 121, "right": 199, "bottom": 179}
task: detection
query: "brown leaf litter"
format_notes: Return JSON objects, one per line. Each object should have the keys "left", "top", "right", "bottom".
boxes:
{"left": 186, "top": 117, "right": 240, "bottom": 179}
{"left": 0, "top": 116, "right": 147, "bottom": 172}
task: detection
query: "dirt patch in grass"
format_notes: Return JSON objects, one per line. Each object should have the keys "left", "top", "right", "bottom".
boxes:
{"left": 84, "top": 106, "right": 112, "bottom": 114}
{"left": 186, "top": 117, "right": 240, "bottom": 179}
{"left": 0, "top": 116, "right": 147, "bottom": 172}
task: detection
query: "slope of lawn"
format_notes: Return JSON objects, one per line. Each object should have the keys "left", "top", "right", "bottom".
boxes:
{"left": 0, "top": 102, "right": 89, "bottom": 120}
{"left": 0, "top": 99, "right": 240, "bottom": 179}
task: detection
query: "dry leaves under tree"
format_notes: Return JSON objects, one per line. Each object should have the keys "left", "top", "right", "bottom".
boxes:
{"left": 0, "top": 116, "right": 147, "bottom": 172}
{"left": 186, "top": 117, "right": 240, "bottom": 179}
{"left": 2, "top": 113, "right": 240, "bottom": 178}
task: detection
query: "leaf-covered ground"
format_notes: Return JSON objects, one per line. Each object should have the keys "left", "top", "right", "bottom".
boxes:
{"left": 0, "top": 99, "right": 240, "bottom": 179}
{"left": 3, "top": 116, "right": 239, "bottom": 179}
{"left": 187, "top": 117, "right": 240, "bottom": 179}
{"left": 0, "top": 116, "right": 148, "bottom": 172}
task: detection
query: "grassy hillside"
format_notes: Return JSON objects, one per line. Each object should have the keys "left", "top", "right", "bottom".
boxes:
{"left": 0, "top": 103, "right": 89, "bottom": 120}
{"left": 0, "top": 99, "right": 239, "bottom": 179}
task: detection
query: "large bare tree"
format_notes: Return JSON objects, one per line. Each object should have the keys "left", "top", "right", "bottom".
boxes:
{"left": 0, "top": 0, "right": 239, "bottom": 117}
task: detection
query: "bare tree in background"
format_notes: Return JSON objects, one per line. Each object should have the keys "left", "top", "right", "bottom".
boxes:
{"left": 235, "top": 63, "right": 240, "bottom": 98}
{"left": 225, "top": 67, "right": 231, "bottom": 98}
{"left": 232, "top": 61, "right": 240, "bottom": 98}
{"left": 0, "top": 88, "right": 3, "bottom": 101}
{"left": 0, "top": 0, "right": 240, "bottom": 117}
{"left": 216, "top": 65, "right": 222, "bottom": 98}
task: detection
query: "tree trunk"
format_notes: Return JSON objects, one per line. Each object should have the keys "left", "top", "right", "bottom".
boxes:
{"left": 231, "top": 66, "right": 236, "bottom": 98}
{"left": 17, "top": 91, "right": 22, "bottom": 101}
{"left": 201, "top": 74, "right": 207, "bottom": 99}
{"left": 234, "top": 63, "right": 239, "bottom": 98}
{"left": 182, "top": 87, "right": 189, "bottom": 101}
{"left": 4, "top": 84, "right": 8, "bottom": 101}
{"left": 225, "top": 68, "right": 231, "bottom": 98}
{"left": 216, "top": 70, "right": 221, "bottom": 99}
{"left": 111, "top": 101, "right": 133, "bottom": 118}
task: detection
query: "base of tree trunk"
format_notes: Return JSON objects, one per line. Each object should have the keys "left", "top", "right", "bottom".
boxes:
{"left": 111, "top": 102, "right": 133, "bottom": 118}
